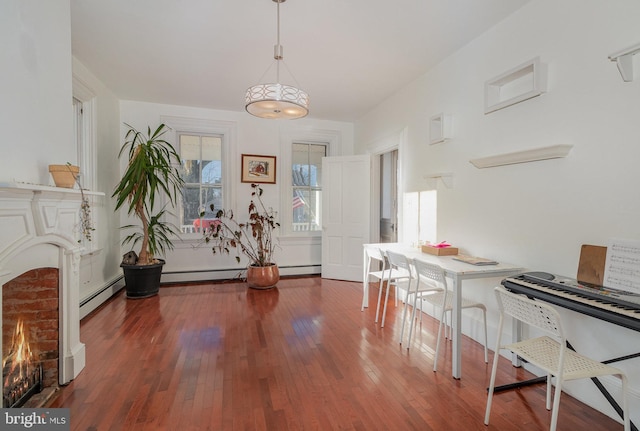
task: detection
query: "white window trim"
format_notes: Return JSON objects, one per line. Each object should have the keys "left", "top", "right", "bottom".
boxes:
{"left": 72, "top": 75, "right": 97, "bottom": 191}
{"left": 72, "top": 75, "right": 98, "bottom": 253}
{"left": 161, "top": 116, "right": 237, "bottom": 241}
{"left": 279, "top": 128, "right": 341, "bottom": 238}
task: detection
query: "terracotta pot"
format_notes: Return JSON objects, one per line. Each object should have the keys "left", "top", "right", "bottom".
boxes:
{"left": 246, "top": 264, "right": 279, "bottom": 290}
{"left": 49, "top": 164, "right": 79, "bottom": 188}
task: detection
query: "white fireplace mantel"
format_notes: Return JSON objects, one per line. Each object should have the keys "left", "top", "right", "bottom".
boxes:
{"left": 0, "top": 183, "right": 95, "bottom": 384}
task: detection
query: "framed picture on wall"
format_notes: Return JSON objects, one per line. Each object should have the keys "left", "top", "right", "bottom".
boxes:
{"left": 241, "top": 154, "right": 277, "bottom": 184}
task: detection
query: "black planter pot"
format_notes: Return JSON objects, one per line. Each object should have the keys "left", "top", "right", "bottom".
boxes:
{"left": 120, "top": 259, "right": 165, "bottom": 299}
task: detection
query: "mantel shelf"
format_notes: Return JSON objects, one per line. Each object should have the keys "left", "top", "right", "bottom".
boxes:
{"left": 609, "top": 42, "right": 640, "bottom": 82}
{"left": 0, "top": 181, "right": 105, "bottom": 196}
{"left": 423, "top": 172, "right": 454, "bottom": 188}
{"left": 469, "top": 144, "right": 573, "bottom": 169}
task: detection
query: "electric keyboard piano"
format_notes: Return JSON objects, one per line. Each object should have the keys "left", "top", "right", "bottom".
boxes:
{"left": 501, "top": 272, "right": 640, "bottom": 332}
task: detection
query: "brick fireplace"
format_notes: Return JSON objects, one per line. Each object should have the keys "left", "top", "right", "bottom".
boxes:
{"left": 0, "top": 184, "right": 86, "bottom": 393}
{"left": 3, "top": 268, "right": 60, "bottom": 391}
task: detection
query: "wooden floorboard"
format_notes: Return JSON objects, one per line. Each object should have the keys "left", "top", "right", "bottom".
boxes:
{"left": 49, "top": 276, "right": 625, "bottom": 430}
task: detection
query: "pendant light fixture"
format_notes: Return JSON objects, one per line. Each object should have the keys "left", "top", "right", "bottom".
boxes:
{"left": 245, "top": 0, "right": 309, "bottom": 119}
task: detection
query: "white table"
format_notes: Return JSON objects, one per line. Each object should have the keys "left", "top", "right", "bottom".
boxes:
{"left": 363, "top": 243, "right": 524, "bottom": 379}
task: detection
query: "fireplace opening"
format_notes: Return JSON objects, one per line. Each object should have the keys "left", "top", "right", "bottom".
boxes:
{"left": 2, "top": 320, "right": 43, "bottom": 407}
{"left": 2, "top": 268, "right": 59, "bottom": 407}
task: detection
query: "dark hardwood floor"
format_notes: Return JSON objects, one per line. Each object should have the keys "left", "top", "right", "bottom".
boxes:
{"left": 49, "top": 276, "right": 624, "bottom": 430}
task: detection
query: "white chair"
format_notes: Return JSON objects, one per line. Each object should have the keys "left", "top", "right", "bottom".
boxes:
{"left": 485, "top": 286, "right": 630, "bottom": 431}
{"left": 403, "top": 259, "right": 488, "bottom": 371}
{"left": 399, "top": 259, "right": 445, "bottom": 356}
{"left": 378, "top": 250, "right": 413, "bottom": 327}
{"left": 362, "top": 246, "right": 405, "bottom": 319}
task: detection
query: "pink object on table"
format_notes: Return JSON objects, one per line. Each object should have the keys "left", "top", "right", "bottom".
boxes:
{"left": 428, "top": 241, "right": 451, "bottom": 248}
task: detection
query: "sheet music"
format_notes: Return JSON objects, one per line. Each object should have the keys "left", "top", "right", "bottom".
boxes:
{"left": 603, "top": 238, "right": 640, "bottom": 294}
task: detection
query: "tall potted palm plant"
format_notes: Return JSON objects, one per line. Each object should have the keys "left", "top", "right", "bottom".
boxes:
{"left": 112, "top": 123, "right": 184, "bottom": 298}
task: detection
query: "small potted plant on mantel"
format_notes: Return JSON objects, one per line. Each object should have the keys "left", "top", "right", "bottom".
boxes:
{"left": 203, "top": 183, "right": 280, "bottom": 289}
{"left": 112, "top": 123, "right": 184, "bottom": 298}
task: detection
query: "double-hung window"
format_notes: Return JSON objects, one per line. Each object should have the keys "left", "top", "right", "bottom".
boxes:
{"left": 179, "top": 133, "right": 223, "bottom": 234}
{"left": 292, "top": 142, "right": 326, "bottom": 232}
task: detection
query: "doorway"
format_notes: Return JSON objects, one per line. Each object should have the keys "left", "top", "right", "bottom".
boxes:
{"left": 379, "top": 149, "right": 398, "bottom": 243}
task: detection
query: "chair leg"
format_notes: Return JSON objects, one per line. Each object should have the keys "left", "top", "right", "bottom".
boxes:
{"left": 433, "top": 305, "right": 447, "bottom": 372}
{"left": 621, "top": 374, "right": 630, "bottom": 431}
{"left": 361, "top": 278, "right": 368, "bottom": 311}
{"left": 546, "top": 373, "right": 552, "bottom": 410}
{"left": 549, "top": 376, "right": 563, "bottom": 431}
{"left": 374, "top": 278, "right": 385, "bottom": 323}
{"left": 405, "top": 286, "right": 419, "bottom": 349}
{"left": 482, "top": 308, "right": 488, "bottom": 363}
{"left": 381, "top": 280, "right": 392, "bottom": 327}
{"left": 399, "top": 284, "right": 413, "bottom": 344}
{"left": 484, "top": 324, "right": 503, "bottom": 425}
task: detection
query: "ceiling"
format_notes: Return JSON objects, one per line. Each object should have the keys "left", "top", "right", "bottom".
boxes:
{"left": 70, "top": 0, "right": 531, "bottom": 122}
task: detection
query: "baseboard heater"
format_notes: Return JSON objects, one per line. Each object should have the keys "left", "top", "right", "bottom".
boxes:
{"left": 79, "top": 276, "right": 126, "bottom": 319}
{"left": 161, "top": 264, "right": 321, "bottom": 284}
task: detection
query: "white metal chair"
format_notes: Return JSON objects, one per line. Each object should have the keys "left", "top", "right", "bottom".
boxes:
{"left": 362, "top": 246, "right": 383, "bottom": 311}
{"left": 485, "top": 286, "right": 630, "bottom": 431}
{"left": 399, "top": 259, "right": 445, "bottom": 357}
{"left": 362, "top": 246, "right": 406, "bottom": 321}
{"left": 378, "top": 250, "right": 413, "bottom": 327}
{"left": 403, "top": 259, "right": 488, "bottom": 371}
{"left": 401, "top": 259, "right": 489, "bottom": 371}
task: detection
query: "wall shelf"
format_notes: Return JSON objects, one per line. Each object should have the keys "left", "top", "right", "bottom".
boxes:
{"left": 484, "top": 57, "right": 547, "bottom": 114}
{"left": 429, "top": 113, "right": 453, "bottom": 144}
{"left": 469, "top": 144, "right": 572, "bottom": 169}
{"left": 423, "top": 172, "right": 454, "bottom": 188}
{"left": 609, "top": 42, "right": 640, "bottom": 82}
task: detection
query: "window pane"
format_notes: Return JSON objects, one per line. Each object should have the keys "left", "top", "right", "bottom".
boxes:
{"left": 292, "top": 189, "right": 307, "bottom": 229}
{"left": 180, "top": 135, "right": 201, "bottom": 159}
{"left": 292, "top": 144, "right": 309, "bottom": 186}
{"left": 202, "top": 136, "right": 221, "bottom": 160}
{"left": 308, "top": 145, "right": 324, "bottom": 187}
{"left": 202, "top": 187, "right": 222, "bottom": 217}
{"left": 182, "top": 159, "right": 201, "bottom": 184}
{"left": 202, "top": 160, "right": 221, "bottom": 184}
{"left": 292, "top": 189, "right": 322, "bottom": 231}
{"left": 183, "top": 187, "right": 201, "bottom": 223}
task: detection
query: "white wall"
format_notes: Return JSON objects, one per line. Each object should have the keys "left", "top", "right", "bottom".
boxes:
{"left": 119, "top": 101, "right": 354, "bottom": 282}
{"left": 0, "top": 1, "right": 75, "bottom": 184}
{"left": 355, "top": 0, "right": 640, "bottom": 423}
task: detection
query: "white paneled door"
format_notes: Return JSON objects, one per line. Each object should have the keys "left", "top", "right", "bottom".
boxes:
{"left": 321, "top": 155, "right": 371, "bottom": 281}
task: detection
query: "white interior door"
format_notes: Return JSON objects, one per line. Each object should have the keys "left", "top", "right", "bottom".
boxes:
{"left": 321, "top": 155, "right": 371, "bottom": 281}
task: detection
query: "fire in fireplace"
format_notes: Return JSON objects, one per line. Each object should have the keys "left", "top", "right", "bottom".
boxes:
{"left": 2, "top": 320, "right": 43, "bottom": 407}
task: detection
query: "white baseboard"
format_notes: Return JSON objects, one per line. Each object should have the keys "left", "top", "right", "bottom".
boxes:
{"left": 79, "top": 277, "right": 125, "bottom": 319}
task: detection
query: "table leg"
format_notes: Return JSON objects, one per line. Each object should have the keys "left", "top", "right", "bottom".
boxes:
{"left": 452, "top": 276, "right": 462, "bottom": 379}
{"left": 362, "top": 251, "right": 369, "bottom": 308}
